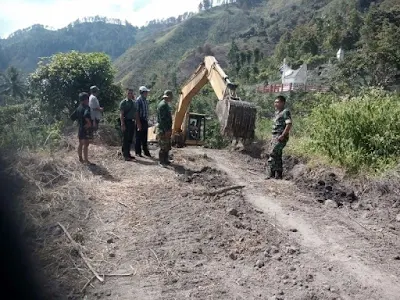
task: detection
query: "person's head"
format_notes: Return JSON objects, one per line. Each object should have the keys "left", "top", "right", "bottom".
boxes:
{"left": 90, "top": 85, "right": 99, "bottom": 95}
{"left": 139, "top": 86, "right": 150, "bottom": 97}
{"left": 126, "top": 88, "right": 134, "bottom": 99}
{"left": 274, "top": 95, "right": 286, "bottom": 111}
{"left": 162, "top": 90, "right": 173, "bottom": 102}
{"left": 79, "top": 92, "right": 89, "bottom": 105}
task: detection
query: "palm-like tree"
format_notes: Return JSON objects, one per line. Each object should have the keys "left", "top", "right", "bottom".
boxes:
{"left": 0, "top": 67, "right": 26, "bottom": 100}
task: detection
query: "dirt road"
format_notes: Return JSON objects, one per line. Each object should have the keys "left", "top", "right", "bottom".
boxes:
{"left": 16, "top": 143, "right": 400, "bottom": 300}
{"left": 196, "top": 148, "right": 400, "bottom": 300}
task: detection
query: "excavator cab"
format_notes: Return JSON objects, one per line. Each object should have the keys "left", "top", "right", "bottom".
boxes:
{"left": 185, "top": 113, "right": 206, "bottom": 146}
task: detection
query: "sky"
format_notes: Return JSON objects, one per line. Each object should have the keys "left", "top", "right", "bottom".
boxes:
{"left": 0, "top": 0, "right": 205, "bottom": 38}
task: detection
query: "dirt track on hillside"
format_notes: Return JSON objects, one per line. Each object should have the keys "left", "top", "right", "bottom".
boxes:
{"left": 14, "top": 141, "right": 400, "bottom": 300}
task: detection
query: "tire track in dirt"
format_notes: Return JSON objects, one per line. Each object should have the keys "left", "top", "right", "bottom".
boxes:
{"left": 196, "top": 148, "right": 400, "bottom": 300}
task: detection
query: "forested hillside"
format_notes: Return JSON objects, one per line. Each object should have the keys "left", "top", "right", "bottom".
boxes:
{"left": 0, "top": 11, "right": 198, "bottom": 74}
{"left": 0, "top": 18, "right": 137, "bottom": 72}
{"left": 114, "top": 0, "right": 399, "bottom": 91}
{"left": 114, "top": 0, "right": 334, "bottom": 89}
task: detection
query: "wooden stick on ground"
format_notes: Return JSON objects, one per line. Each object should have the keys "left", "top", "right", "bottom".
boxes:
{"left": 207, "top": 185, "right": 245, "bottom": 196}
{"left": 81, "top": 275, "right": 96, "bottom": 293}
{"left": 117, "top": 201, "right": 130, "bottom": 209}
{"left": 57, "top": 222, "right": 104, "bottom": 283}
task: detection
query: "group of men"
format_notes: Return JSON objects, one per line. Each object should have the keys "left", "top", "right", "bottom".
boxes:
{"left": 75, "top": 85, "right": 292, "bottom": 177}
{"left": 74, "top": 84, "right": 174, "bottom": 166}
{"left": 119, "top": 86, "right": 173, "bottom": 166}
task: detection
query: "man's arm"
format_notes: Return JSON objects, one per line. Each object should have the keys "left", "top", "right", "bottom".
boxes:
{"left": 136, "top": 99, "right": 142, "bottom": 131}
{"left": 158, "top": 105, "right": 167, "bottom": 134}
{"left": 119, "top": 101, "right": 126, "bottom": 131}
{"left": 83, "top": 110, "right": 92, "bottom": 128}
{"left": 279, "top": 110, "right": 292, "bottom": 141}
{"left": 136, "top": 111, "right": 141, "bottom": 130}
{"left": 90, "top": 96, "right": 103, "bottom": 112}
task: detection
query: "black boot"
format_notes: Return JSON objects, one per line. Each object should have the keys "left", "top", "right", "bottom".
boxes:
{"left": 164, "top": 151, "right": 172, "bottom": 165}
{"left": 159, "top": 151, "right": 166, "bottom": 166}
{"left": 275, "top": 170, "right": 283, "bottom": 180}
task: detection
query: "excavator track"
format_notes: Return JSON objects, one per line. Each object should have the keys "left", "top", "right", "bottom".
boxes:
{"left": 216, "top": 99, "right": 257, "bottom": 140}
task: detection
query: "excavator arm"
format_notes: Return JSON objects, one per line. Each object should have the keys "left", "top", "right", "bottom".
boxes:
{"left": 172, "top": 56, "right": 257, "bottom": 144}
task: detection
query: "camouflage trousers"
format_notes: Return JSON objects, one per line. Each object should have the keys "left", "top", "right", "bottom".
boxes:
{"left": 157, "top": 133, "right": 171, "bottom": 152}
{"left": 267, "top": 135, "right": 287, "bottom": 172}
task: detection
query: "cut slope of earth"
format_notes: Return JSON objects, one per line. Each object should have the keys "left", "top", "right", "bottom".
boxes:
{"left": 9, "top": 137, "right": 400, "bottom": 300}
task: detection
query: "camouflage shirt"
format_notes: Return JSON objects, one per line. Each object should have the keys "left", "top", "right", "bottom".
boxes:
{"left": 272, "top": 108, "right": 292, "bottom": 135}
{"left": 157, "top": 99, "right": 172, "bottom": 134}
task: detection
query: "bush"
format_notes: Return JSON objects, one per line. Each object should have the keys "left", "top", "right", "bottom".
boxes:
{"left": 303, "top": 89, "right": 400, "bottom": 173}
{"left": 0, "top": 103, "right": 63, "bottom": 151}
{"left": 204, "top": 118, "right": 230, "bottom": 149}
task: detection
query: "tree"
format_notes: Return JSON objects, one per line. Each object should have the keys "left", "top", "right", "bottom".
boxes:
{"left": 254, "top": 48, "right": 261, "bottom": 63}
{"left": 29, "top": 51, "right": 122, "bottom": 120}
{"left": 227, "top": 40, "right": 240, "bottom": 67}
{"left": 0, "top": 67, "right": 26, "bottom": 100}
{"left": 336, "top": 9, "right": 400, "bottom": 89}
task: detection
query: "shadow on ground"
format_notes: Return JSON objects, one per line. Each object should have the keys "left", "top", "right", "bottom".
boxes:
{"left": 87, "top": 163, "right": 120, "bottom": 182}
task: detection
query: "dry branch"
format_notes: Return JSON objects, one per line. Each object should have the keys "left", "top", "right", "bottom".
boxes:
{"left": 57, "top": 222, "right": 104, "bottom": 283}
{"left": 81, "top": 275, "right": 96, "bottom": 293}
{"left": 118, "top": 201, "right": 130, "bottom": 208}
{"left": 207, "top": 185, "right": 245, "bottom": 196}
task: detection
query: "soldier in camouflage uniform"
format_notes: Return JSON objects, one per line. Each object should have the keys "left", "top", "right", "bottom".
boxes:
{"left": 157, "top": 90, "right": 173, "bottom": 166}
{"left": 267, "top": 95, "right": 292, "bottom": 179}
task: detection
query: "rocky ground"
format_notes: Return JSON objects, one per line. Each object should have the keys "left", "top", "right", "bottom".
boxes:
{"left": 8, "top": 138, "right": 400, "bottom": 300}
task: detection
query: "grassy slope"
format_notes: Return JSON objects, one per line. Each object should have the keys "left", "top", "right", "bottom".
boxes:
{"left": 113, "top": 0, "right": 338, "bottom": 90}
{"left": 114, "top": 5, "right": 256, "bottom": 89}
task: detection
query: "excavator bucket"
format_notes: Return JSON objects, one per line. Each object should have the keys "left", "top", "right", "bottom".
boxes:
{"left": 216, "top": 98, "right": 257, "bottom": 140}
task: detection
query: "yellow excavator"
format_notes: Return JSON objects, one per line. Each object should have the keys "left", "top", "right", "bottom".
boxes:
{"left": 148, "top": 56, "right": 257, "bottom": 147}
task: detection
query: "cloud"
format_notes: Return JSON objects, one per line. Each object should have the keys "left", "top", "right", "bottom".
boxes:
{"left": 0, "top": 0, "right": 203, "bottom": 38}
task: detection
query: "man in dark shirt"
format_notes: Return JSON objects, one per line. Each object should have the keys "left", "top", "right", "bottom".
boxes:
{"left": 119, "top": 88, "right": 139, "bottom": 161}
{"left": 267, "top": 95, "right": 292, "bottom": 179}
{"left": 157, "top": 90, "right": 173, "bottom": 166}
{"left": 135, "top": 86, "right": 152, "bottom": 157}
{"left": 77, "top": 92, "right": 93, "bottom": 164}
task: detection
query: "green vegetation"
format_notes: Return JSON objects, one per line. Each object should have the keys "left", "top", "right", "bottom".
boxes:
{"left": 29, "top": 51, "right": 122, "bottom": 120}
{"left": 0, "top": 51, "right": 122, "bottom": 152}
{"left": 0, "top": 104, "right": 63, "bottom": 151}
{"left": 288, "top": 89, "right": 400, "bottom": 173}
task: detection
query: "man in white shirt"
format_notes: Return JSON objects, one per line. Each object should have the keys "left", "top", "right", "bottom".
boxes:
{"left": 89, "top": 86, "right": 104, "bottom": 131}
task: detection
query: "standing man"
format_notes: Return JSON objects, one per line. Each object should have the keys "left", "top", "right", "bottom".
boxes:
{"left": 157, "top": 90, "right": 173, "bottom": 166}
{"left": 89, "top": 85, "right": 104, "bottom": 131}
{"left": 77, "top": 92, "right": 93, "bottom": 164}
{"left": 135, "top": 85, "right": 151, "bottom": 157}
{"left": 119, "top": 88, "right": 138, "bottom": 161}
{"left": 267, "top": 95, "right": 292, "bottom": 179}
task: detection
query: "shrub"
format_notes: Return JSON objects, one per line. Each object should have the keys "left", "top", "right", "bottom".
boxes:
{"left": 0, "top": 104, "right": 63, "bottom": 151}
{"left": 303, "top": 89, "right": 400, "bottom": 173}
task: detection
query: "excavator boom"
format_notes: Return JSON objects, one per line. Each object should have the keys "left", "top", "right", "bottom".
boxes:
{"left": 173, "top": 56, "right": 256, "bottom": 143}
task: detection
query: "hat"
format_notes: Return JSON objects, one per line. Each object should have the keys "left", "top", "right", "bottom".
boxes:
{"left": 79, "top": 92, "right": 89, "bottom": 101}
{"left": 162, "top": 90, "right": 173, "bottom": 98}
{"left": 90, "top": 85, "right": 99, "bottom": 92}
{"left": 139, "top": 86, "right": 150, "bottom": 92}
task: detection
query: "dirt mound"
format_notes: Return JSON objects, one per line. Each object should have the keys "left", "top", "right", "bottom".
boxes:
{"left": 292, "top": 167, "right": 358, "bottom": 206}
{"left": 232, "top": 139, "right": 268, "bottom": 159}
{"left": 190, "top": 166, "right": 230, "bottom": 189}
